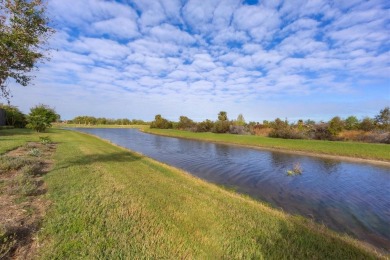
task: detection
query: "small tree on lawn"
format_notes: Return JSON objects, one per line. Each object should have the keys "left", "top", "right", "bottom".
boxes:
{"left": 26, "top": 104, "right": 59, "bottom": 132}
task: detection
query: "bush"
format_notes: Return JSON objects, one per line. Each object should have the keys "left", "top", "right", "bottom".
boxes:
{"left": 308, "top": 124, "right": 333, "bottom": 140}
{"left": 249, "top": 124, "right": 272, "bottom": 136}
{"left": 21, "top": 163, "right": 41, "bottom": 175}
{"left": 0, "top": 105, "right": 27, "bottom": 128}
{"left": 177, "top": 116, "right": 196, "bottom": 130}
{"left": 211, "top": 120, "right": 230, "bottom": 133}
{"left": 328, "top": 116, "right": 344, "bottom": 136}
{"left": 359, "top": 117, "right": 375, "bottom": 131}
{"left": 228, "top": 125, "right": 248, "bottom": 135}
{"left": 28, "top": 148, "right": 41, "bottom": 157}
{"left": 195, "top": 120, "right": 214, "bottom": 132}
{"left": 26, "top": 104, "right": 59, "bottom": 132}
{"left": 9, "top": 173, "right": 37, "bottom": 196}
{"left": 344, "top": 116, "right": 359, "bottom": 130}
{"left": 354, "top": 130, "right": 390, "bottom": 144}
{"left": 269, "top": 128, "right": 306, "bottom": 139}
{"left": 39, "top": 136, "right": 52, "bottom": 145}
{"left": 150, "top": 115, "right": 173, "bottom": 129}
{"left": 0, "top": 156, "right": 32, "bottom": 173}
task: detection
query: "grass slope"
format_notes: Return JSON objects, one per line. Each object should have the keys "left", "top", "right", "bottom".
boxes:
{"left": 0, "top": 129, "right": 386, "bottom": 258}
{"left": 0, "top": 129, "right": 43, "bottom": 154}
{"left": 144, "top": 128, "right": 390, "bottom": 162}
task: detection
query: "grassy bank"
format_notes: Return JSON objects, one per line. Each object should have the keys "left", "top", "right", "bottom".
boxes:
{"left": 144, "top": 128, "right": 390, "bottom": 162}
{"left": 0, "top": 128, "right": 386, "bottom": 258}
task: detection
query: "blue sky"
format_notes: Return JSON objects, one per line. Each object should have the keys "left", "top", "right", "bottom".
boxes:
{"left": 8, "top": 0, "right": 390, "bottom": 122}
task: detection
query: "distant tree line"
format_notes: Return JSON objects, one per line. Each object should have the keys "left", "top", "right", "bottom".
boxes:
{"left": 66, "top": 116, "right": 148, "bottom": 126}
{"left": 151, "top": 107, "right": 390, "bottom": 144}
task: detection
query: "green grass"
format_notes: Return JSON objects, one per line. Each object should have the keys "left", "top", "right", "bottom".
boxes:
{"left": 144, "top": 128, "right": 390, "bottom": 162}
{"left": 0, "top": 128, "right": 42, "bottom": 154}
{"left": 1, "top": 129, "right": 386, "bottom": 258}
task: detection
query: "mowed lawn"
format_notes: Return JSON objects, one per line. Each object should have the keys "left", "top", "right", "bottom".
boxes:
{"left": 0, "top": 129, "right": 385, "bottom": 259}
{"left": 144, "top": 128, "right": 390, "bottom": 162}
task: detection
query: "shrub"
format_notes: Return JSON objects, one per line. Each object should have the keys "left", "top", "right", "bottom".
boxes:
{"left": 195, "top": 120, "right": 214, "bottom": 132}
{"left": 353, "top": 131, "right": 390, "bottom": 144}
{"left": 39, "top": 136, "right": 52, "bottom": 145}
{"left": 150, "top": 115, "right": 173, "bottom": 129}
{"left": 249, "top": 124, "right": 272, "bottom": 136}
{"left": 271, "top": 118, "right": 289, "bottom": 131}
{"left": 26, "top": 104, "right": 60, "bottom": 132}
{"left": 9, "top": 174, "right": 37, "bottom": 196}
{"left": 177, "top": 116, "right": 196, "bottom": 130}
{"left": 328, "top": 116, "right": 344, "bottom": 136}
{"left": 228, "top": 125, "right": 248, "bottom": 135}
{"left": 359, "top": 117, "right": 375, "bottom": 131}
{"left": 211, "top": 120, "right": 230, "bottom": 133}
{"left": 0, "top": 156, "right": 32, "bottom": 173}
{"left": 308, "top": 124, "right": 333, "bottom": 140}
{"left": 344, "top": 116, "right": 359, "bottom": 130}
{"left": 0, "top": 105, "right": 27, "bottom": 128}
{"left": 28, "top": 148, "right": 41, "bottom": 157}
{"left": 269, "top": 128, "right": 306, "bottom": 139}
{"left": 21, "top": 163, "right": 41, "bottom": 175}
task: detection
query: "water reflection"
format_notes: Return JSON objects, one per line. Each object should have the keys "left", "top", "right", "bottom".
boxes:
{"left": 318, "top": 159, "right": 340, "bottom": 173}
{"left": 71, "top": 128, "right": 390, "bottom": 251}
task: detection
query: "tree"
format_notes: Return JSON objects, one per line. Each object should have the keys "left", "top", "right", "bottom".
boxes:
{"left": 212, "top": 111, "right": 229, "bottom": 133}
{"left": 375, "top": 107, "right": 390, "bottom": 129}
{"left": 26, "top": 104, "right": 59, "bottom": 132}
{"left": 272, "top": 118, "right": 289, "bottom": 130}
{"left": 0, "top": 0, "right": 54, "bottom": 100}
{"left": 0, "top": 104, "right": 26, "bottom": 127}
{"left": 304, "top": 119, "right": 316, "bottom": 126}
{"left": 328, "top": 116, "right": 344, "bottom": 136}
{"left": 195, "top": 119, "right": 214, "bottom": 132}
{"left": 177, "top": 116, "right": 195, "bottom": 130}
{"left": 236, "top": 114, "right": 245, "bottom": 126}
{"left": 150, "top": 114, "right": 172, "bottom": 129}
{"left": 296, "top": 119, "right": 304, "bottom": 131}
{"left": 344, "top": 116, "right": 359, "bottom": 130}
{"left": 359, "top": 117, "right": 375, "bottom": 132}
{"left": 218, "top": 111, "right": 228, "bottom": 121}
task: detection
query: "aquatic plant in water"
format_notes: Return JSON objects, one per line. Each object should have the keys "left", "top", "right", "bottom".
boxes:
{"left": 287, "top": 162, "right": 302, "bottom": 176}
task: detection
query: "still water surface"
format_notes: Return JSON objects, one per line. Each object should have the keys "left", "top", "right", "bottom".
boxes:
{"left": 72, "top": 128, "right": 390, "bottom": 250}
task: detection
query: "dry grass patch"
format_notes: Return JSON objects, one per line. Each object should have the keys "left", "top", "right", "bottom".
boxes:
{"left": 0, "top": 142, "right": 56, "bottom": 259}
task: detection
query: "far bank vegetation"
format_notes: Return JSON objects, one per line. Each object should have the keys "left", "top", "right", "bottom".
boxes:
{"left": 149, "top": 107, "right": 390, "bottom": 144}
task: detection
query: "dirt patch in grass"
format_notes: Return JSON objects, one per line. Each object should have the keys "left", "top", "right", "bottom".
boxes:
{"left": 0, "top": 142, "right": 56, "bottom": 259}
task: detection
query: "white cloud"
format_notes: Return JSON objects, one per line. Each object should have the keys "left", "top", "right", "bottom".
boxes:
{"left": 149, "top": 24, "right": 195, "bottom": 45}
{"left": 92, "top": 17, "right": 139, "bottom": 39}
{"left": 74, "top": 37, "right": 130, "bottom": 61}
{"left": 49, "top": 0, "right": 137, "bottom": 27}
{"left": 135, "top": 0, "right": 167, "bottom": 28}
{"left": 6, "top": 0, "right": 389, "bottom": 121}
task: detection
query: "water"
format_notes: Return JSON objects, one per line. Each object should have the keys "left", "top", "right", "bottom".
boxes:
{"left": 71, "top": 128, "right": 390, "bottom": 251}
